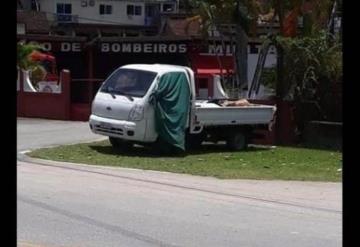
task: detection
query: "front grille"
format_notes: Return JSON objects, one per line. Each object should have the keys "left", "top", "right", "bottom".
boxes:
{"left": 95, "top": 125, "right": 124, "bottom": 135}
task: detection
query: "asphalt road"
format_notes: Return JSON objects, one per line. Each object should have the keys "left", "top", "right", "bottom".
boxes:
{"left": 17, "top": 118, "right": 342, "bottom": 247}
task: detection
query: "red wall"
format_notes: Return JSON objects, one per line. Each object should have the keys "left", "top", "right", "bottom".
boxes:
{"left": 17, "top": 70, "right": 71, "bottom": 120}
{"left": 17, "top": 70, "right": 297, "bottom": 145}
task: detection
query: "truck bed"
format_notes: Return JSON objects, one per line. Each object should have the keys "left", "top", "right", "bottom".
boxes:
{"left": 195, "top": 101, "right": 276, "bottom": 126}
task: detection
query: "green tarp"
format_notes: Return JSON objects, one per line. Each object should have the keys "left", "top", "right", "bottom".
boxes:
{"left": 150, "top": 72, "right": 190, "bottom": 150}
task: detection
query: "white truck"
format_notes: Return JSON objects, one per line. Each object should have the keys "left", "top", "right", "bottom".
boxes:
{"left": 89, "top": 64, "right": 276, "bottom": 151}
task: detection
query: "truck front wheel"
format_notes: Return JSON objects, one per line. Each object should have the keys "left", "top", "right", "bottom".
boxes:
{"left": 109, "top": 137, "right": 133, "bottom": 151}
{"left": 226, "top": 132, "right": 248, "bottom": 151}
{"left": 185, "top": 132, "right": 204, "bottom": 150}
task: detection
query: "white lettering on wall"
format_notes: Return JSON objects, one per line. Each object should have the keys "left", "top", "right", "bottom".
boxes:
{"left": 61, "top": 42, "right": 81, "bottom": 52}
{"left": 158, "top": 44, "right": 167, "bottom": 53}
{"left": 101, "top": 43, "right": 110, "bottom": 52}
{"left": 133, "top": 43, "right": 141, "bottom": 53}
{"left": 98, "top": 43, "right": 188, "bottom": 53}
{"left": 61, "top": 43, "right": 71, "bottom": 52}
{"left": 144, "top": 43, "right": 152, "bottom": 53}
{"left": 208, "top": 45, "right": 223, "bottom": 55}
{"left": 227, "top": 45, "right": 236, "bottom": 54}
{"left": 179, "top": 44, "right": 187, "bottom": 53}
{"left": 27, "top": 41, "right": 274, "bottom": 55}
{"left": 72, "top": 43, "right": 81, "bottom": 52}
{"left": 112, "top": 43, "right": 121, "bottom": 52}
{"left": 206, "top": 45, "right": 236, "bottom": 56}
{"left": 200, "top": 44, "right": 276, "bottom": 56}
{"left": 123, "top": 43, "right": 132, "bottom": 52}
{"left": 168, "top": 44, "right": 177, "bottom": 53}
{"left": 41, "top": 42, "right": 52, "bottom": 51}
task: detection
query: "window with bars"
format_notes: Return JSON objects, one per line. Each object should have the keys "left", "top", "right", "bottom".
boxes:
{"left": 56, "top": 3, "right": 72, "bottom": 14}
{"left": 127, "top": 5, "right": 142, "bottom": 16}
{"left": 56, "top": 3, "right": 72, "bottom": 22}
{"left": 100, "top": 4, "right": 112, "bottom": 15}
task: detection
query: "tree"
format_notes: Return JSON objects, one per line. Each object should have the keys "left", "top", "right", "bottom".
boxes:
{"left": 186, "top": 0, "right": 342, "bottom": 144}
{"left": 273, "top": 0, "right": 342, "bottom": 139}
{"left": 17, "top": 41, "right": 42, "bottom": 71}
{"left": 188, "top": 0, "right": 263, "bottom": 96}
{"left": 17, "top": 41, "right": 47, "bottom": 88}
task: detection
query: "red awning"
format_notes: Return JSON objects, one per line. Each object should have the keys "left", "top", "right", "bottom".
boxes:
{"left": 196, "top": 68, "right": 234, "bottom": 75}
{"left": 189, "top": 54, "right": 235, "bottom": 75}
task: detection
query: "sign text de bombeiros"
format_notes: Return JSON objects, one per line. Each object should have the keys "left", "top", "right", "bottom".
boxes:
{"left": 100, "top": 43, "right": 187, "bottom": 53}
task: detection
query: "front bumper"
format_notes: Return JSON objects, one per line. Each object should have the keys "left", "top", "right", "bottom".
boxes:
{"left": 89, "top": 114, "right": 145, "bottom": 141}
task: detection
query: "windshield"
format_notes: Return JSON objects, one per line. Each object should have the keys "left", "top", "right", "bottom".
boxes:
{"left": 101, "top": 68, "right": 157, "bottom": 98}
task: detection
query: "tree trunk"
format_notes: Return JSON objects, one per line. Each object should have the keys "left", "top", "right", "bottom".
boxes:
{"left": 275, "top": 0, "right": 286, "bottom": 100}
{"left": 276, "top": 45, "right": 284, "bottom": 99}
{"left": 275, "top": 0, "right": 285, "bottom": 34}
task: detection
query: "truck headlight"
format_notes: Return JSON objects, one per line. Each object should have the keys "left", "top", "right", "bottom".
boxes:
{"left": 128, "top": 104, "right": 144, "bottom": 121}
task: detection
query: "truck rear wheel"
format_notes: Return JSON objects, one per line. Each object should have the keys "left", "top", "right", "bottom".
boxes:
{"left": 226, "top": 132, "right": 248, "bottom": 151}
{"left": 109, "top": 137, "right": 133, "bottom": 151}
{"left": 185, "top": 132, "right": 204, "bottom": 150}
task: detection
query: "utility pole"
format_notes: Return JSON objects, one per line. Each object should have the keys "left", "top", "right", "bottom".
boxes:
{"left": 274, "top": 0, "right": 285, "bottom": 144}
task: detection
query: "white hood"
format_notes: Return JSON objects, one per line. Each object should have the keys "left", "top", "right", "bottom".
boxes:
{"left": 92, "top": 92, "right": 142, "bottom": 121}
